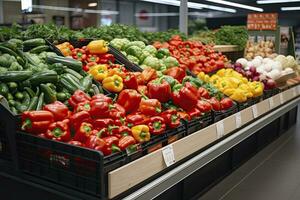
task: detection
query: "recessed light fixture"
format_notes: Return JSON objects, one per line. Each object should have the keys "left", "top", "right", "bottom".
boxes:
{"left": 257, "top": 0, "right": 300, "bottom": 4}
{"left": 281, "top": 6, "right": 300, "bottom": 11}
{"left": 88, "top": 2, "right": 97, "bottom": 7}
{"left": 205, "top": 0, "right": 263, "bottom": 12}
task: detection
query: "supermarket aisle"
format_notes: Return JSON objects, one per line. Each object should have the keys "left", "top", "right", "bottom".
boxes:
{"left": 200, "top": 107, "right": 300, "bottom": 200}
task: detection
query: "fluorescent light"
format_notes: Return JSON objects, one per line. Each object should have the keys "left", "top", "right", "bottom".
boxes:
{"left": 135, "top": 12, "right": 215, "bottom": 17}
{"left": 140, "top": 0, "right": 237, "bottom": 13}
{"left": 88, "top": 2, "right": 97, "bottom": 7}
{"left": 281, "top": 6, "right": 300, "bottom": 11}
{"left": 204, "top": 0, "right": 263, "bottom": 12}
{"left": 257, "top": 0, "right": 300, "bottom": 4}
{"left": 21, "top": 0, "right": 32, "bottom": 12}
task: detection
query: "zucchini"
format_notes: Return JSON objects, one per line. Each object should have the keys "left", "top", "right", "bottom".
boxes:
{"left": 0, "top": 45, "right": 19, "bottom": 58}
{"left": 49, "top": 63, "right": 67, "bottom": 74}
{"left": 40, "top": 83, "right": 57, "bottom": 104}
{"left": 60, "top": 75, "right": 78, "bottom": 93}
{"left": 65, "top": 68, "right": 83, "bottom": 79}
{"left": 29, "top": 45, "right": 49, "bottom": 54}
{"left": 0, "top": 83, "right": 9, "bottom": 96}
{"left": 46, "top": 55, "right": 82, "bottom": 72}
{"left": 61, "top": 73, "right": 84, "bottom": 91}
{"left": 0, "top": 71, "right": 32, "bottom": 82}
{"left": 22, "top": 91, "right": 31, "bottom": 108}
{"left": 80, "top": 75, "right": 93, "bottom": 92}
{"left": 23, "top": 38, "right": 45, "bottom": 47}
{"left": 24, "top": 87, "right": 35, "bottom": 98}
{"left": 23, "top": 52, "right": 39, "bottom": 66}
{"left": 36, "top": 92, "right": 44, "bottom": 110}
{"left": 28, "top": 70, "right": 58, "bottom": 86}
{"left": 27, "top": 96, "right": 38, "bottom": 111}
{"left": 92, "top": 84, "right": 100, "bottom": 95}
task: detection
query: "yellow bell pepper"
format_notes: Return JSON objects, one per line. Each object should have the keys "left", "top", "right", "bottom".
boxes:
{"left": 223, "top": 88, "right": 235, "bottom": 96}
{"left": 102, "top": 74, "right": 124, "bottom": 93}
{"left": 250, "top": 82, "right": 264, "bottom": 97}
{"left": 88, "top": 64, "right": 108, "bottom": 81}
{"left": 230, "top": 89, "right": 247, "bottom": 103}
{"left": 197, "top": 72, "right": 205, "bottom": 81}
{"left": 131, "top": 125, "right": 150, "bottom": 143}
{"left": 87, "top": 40, "right": 108, "bottom": 54}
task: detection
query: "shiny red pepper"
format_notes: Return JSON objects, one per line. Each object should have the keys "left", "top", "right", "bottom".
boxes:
{"left": 99, "top": 53, "right": 115, "bottom": 64}
{"left": 68, "top": 140, "right": 85, "bottom": 147}
{"left": 74, "top": 101, "right": 91, "bottom": 113}
{"left": 123, "top": 73, "right": 138, "bottom": 90}
{"left": 117, "top": 89, "right": 142, "bottom": 114}
{"left": 109, "top": 103, "right": 126, "bottom": 119}
{"left": 147, "top": 78, "right": 171, "bottom": 103}
{"left": 178, "top": 111, "right": 191, "bottom": 121}
{"left": 85, "top": 134, "right": 106, "bottom": 151}
{"left": 74, "top": 122, "right": 93, "bottom": 143}
{"left": 139, "top": 98, "right": 162, "bottom": 116}
{"left": 89, "top": 100, "right": 110, "bottom": 118}
{"left": 70, "top": 111, "right": 92, "bottom": 130}
{"left": 147, "top": 116, "right": 166, "bottom": 135}
{"left": 93, "top": 118, "right": 114, "bottom": 130}
{"left": 91, "top": 94, "right": 113, "bottom": 104}
{"left": 21, "top": 111, "right": 54, "bottom": 134}
{"left": 197, "top": 87, "right": 210, "bottom": 99}
{"left": 187, "top": 107, "right": 202, "bottom": 119}
{"left": 126, "top": 113, "right": 146, "bottom": 127}
{"left": 43, "top": 101, "right": 69, "bottom": 121}
{"left": 101, "top": 136, "right": 121, "bottom": 156}
{"left": 118, "top": 135, "right": 136, "bottom": 151}
{"left": 45, "top": 119, "right": 71, "bottom": 142}
{"left": 87, "top": 54, "right": 100, "bottom": 63}
{"left": 196, "top": 100, "right": 212, "bottom": 113}
{"left": 160, "top": 109, "right": 180, "bottom": 129}
{"left": 72, "top": 48, "right": 87, "bottom": 62}
{"left": 164, "top": 67, "right": 186, "bottom": 83}
{"left": 68, "top": 90, "right": 91, "bottom": 108}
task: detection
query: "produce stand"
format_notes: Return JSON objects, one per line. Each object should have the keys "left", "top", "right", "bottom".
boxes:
{"left": 0, "top": 85, "right": 299, "bottom": 200}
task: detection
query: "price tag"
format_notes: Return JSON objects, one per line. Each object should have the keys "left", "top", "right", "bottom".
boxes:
{"left": 235, "top": 112, "right": 242, "bottom": 128}
{"left": 280, "top": 93, "right": 284, "bottom": 104}
{"left": 252, "top": 105, "right": 258, "bottom": 118}
{"left": 269, "top": 97, "right": 274, "bottom": 109}
{"left": 162, "top": 144, "right": 175, "bottom": 167}
{"left": 216, "top": 120, "right": 224, "bottom": 139}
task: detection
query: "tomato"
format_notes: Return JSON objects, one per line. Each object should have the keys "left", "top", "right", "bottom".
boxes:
{"left": 220, "top": 98, "right": 233, "bottom": 110}
{"left": 197, "top": 87, "right": 210, "bottom": 99}
{"left": 199, "top": 55, "right": 208, "bottom": 63}
{"left": 209, "top": 97, "right": 221, "bottom": 111}
{"left": 196, "top": 100, "right": 212, "bottom": 113}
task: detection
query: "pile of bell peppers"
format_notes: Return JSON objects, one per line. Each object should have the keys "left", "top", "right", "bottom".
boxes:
{"left": 153, "top": 35, "right": 228, "bottom": 74}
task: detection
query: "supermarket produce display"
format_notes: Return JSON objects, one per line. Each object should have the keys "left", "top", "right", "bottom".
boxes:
{"left": 0, "top": 24, "right": 300, "bottom": 200}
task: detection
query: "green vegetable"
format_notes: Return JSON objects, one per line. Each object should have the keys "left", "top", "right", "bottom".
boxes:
{"left": 110, "top": 38, "right": 130, "bottom": 50}
{"left": 92, "top": 84, "right": 101, "bottom": 95}
{"left": 46, "top": 55, "right": 82, "bottom": 72}
{"left": 161, "top": 76, "right": 178, "bottom": 88}
{"left": 8, "top": 100, "right": 16, "bottom": 107}
{"left": 23, "top": 52, "right": 40, "bottom": 66}
{"left": 29, "top": 45, "right": 49, "bottom": 54}
{"left": 0, "top": 83, "right": 9, "bottom": 96}
{"left": 27, "top": 96, "right": 38, "bottom": 111}
{"left": 214, "top": 26, "right": 248, "bottom": 50}
{"left": 156, "top": 48, "right": 170, "bottom": 59}
{"left": 80, "top": 74, "right": 93, "bottom": 92}
{"left": 0, "top": 54, "right": 13, "bottom": 67}
{"left": 10, "top": 106, "right": 18, "bottom": 114}
{"left": 65, "top": 68, "right": 83, "bottom": 79}
{"left": 0, "top": 71, "right": 32, "bottom": 82}
{"left": 0, "top": 45, "right": 19, "bottom": 58}
{"left": 22, "top": 91, "right": 31, "bottom": 109}
{"left": 8, "top": 39, "right": 23, "bottom": 49}
{"left": 36, "top": 92, "right": 44, "bottom": 110}
{"left": 144, "top": 45, "right": 157, "bottom": 55}
{"left": 123, "top": 41, "right": 146, "bottom": 50}
{"left": 7, "top": 93, "right": 14, "bottom": 100}
{"left": 126, "top": 46, "right": 142, "bottom": 58}
{"left": 9, "top": 62, "right": 23, "bottom": 71}
{"left": 48, "top": 63, "right": 67, "bottom": 74}
{"left": 138, "top": 50, "right": 151, "bottom": 64}
{"left": 127, "top": 55, "right": 140, "bottom": 65}
{"left": 40, "top": 83, "right": 57, "bottom": 104}
{"left": 56, "top": 92, "right": 68, "bottom": 102}
{"left": 15, "top": 92, "right": 24, "bottom": 100}
{"left": 28, "top": 70, "right": 58, "bottom": 86}
{"left": 121, "top": 51, "right": 127, "bottom": 56}
{"left": 60, "top": 73, "right": 83, "bottom": 93}
{"left": 142, "top": 56, "right": 161, "bottom": 70}
{"left": 163, "top": 56, "right": 179, "bottom": 69}
{"left": 23, "top": 38, "right": 46, "bottom": 47}
{"left": 0, "top": 67, "right": 8, "bottom": 73}
{"left": 15, "top": 101, "right": 27, "bottom": 113}
{"left": 24, "top": 87, "right": 35, "bottom": 98}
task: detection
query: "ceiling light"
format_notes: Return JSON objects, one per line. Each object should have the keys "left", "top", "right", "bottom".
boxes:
{"left": 88, "top": 2, "right": 97, "bottom": 7}
{"left": 204, "top": 0, "right": 263, "bottom": 12}
{"left": 140, "top": 0, "right": 237, "bottom": 13}
{"left": 281, "top": 6, "right": 300, "bottom": 11}
{"left": 257, "top": 0, "right": 300, "bottom": 4}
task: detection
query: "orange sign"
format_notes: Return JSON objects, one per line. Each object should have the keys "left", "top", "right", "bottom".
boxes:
{"left": 247, "top": 13, "right": 278, "bottom": 30}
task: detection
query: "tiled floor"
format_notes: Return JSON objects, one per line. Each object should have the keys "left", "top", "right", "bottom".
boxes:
{"left": 200, "top": 108, "right": 300, "bottom": 200}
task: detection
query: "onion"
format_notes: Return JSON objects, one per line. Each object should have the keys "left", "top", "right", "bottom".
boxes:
{"left": 266, "top": 79, "right": 276, "bottom": 89}
{"left": 253, "top": 76, "right": 260, "bottom": 81}
{"left": 249, "top": 66, "right": 257, "bottom": 74}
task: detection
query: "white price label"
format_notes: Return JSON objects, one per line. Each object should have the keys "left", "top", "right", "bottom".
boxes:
{"left": 216, "top": 120, "right": 224, "bottom": 139}
{"left": 235, "top": 112, "right": 242, "bottom": 128}
{"left": 162, "top": 145, "right": 175, "bottom": 167}
{"left": 280, "top": 93, "right": 284, "bottom": 104}
{"left": 269, "top": 97, "right": 274, "bottom": 109}
{"left": 252, "top": 105, "right": 258, "bottom": 118}
{"left": 293, "top": 87, "right": 297, "bottom": 97}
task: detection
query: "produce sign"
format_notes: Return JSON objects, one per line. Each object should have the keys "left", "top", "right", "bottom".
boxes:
{"left": 0, "top": 38, "right": 103, "bottom": 114}
{"left": 153, "top": 35, "right": 228, "bottom": 74}
{"left": 198, "top": 68, "right": 264, "bottom": 103}
{"left": 247, "top": 13, "right": 278, "bottom": 31}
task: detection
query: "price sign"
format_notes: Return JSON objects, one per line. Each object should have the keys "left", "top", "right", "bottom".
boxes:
{"left": 252, "top": 105, "right": 258, "bottom": 118}
{"left": 269, "top": 97, "right": 274, "bottom": 109}
{"left": 216, "top": 120, "right": 224, "bottom": 139}
{"left": 235, "top": 112, "right": 242, "bottom": 128}
{"left": 162, "top": 145, "right": 175, "bottom": 167}
{"left": 280, "top": 93, "right": 284, "bottom": 104}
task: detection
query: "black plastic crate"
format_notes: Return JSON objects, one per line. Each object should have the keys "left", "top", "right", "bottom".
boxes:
{"left": 184, "top": 112, "right": 213, "bottom": 135}
{"left": 263, "top": 88, "right": 280, "bottom": 100}
{"left": 237, "top": 97, "right": 261, "bottom": 111}
{"left": 16, "top": 131, "right": 126, "bottom": 198}
{"left": 165, "top": 124, "right": 186, "bottom": 145}
{"left": 213, "top": 103, "right": 238, "bottom": 123}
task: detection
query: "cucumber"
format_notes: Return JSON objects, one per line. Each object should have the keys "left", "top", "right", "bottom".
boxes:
{"left": 49, "top": 63, "right": 67, "bottom": 74}
{"left": 8, "top": 100, "right": 16, "bottom": 107}
{"left": 22, "top": 91, "right": 31, "bottom": 108}
{"left": 61, "top": 73, "right": 84, "bottom": 91}
{"left": 24, "top": 87, "right": 35, "bottom": 98}
{"left": 0, "top": 71, "right": 32, "bottom": 82}
{"left": 27, "top": 96, "right": 38, "bottom": 111}
{"left": 59, "top": 75, "right": 78, "bottom": 93}
{"left": 10, "top": 106, "right": 18, "bottom": 114}
{"left": 65, "top": 68, "right": 83, "bottom": 79}
{"left": 23, "top": 38, "right": 46, "bottom": 47}
{"left": 80, "top": 75, "right": 93, "bottom": 92}
{"left": 29, "top": 45, "right": 49, "bottom": 54}
{"left": 40, "top": 83, "right": 57, "bottom": 104}
{"left": 0, "top": 45, "right": 19, "bottom": 58}
{"left": 28, "top": 70, "right": 58, "bottom": 86}
{"left": 46, "top": 55, "right": 82, "bottom": 72}
{"left": 36, "top": 92, "right": 44, "bottom": 110}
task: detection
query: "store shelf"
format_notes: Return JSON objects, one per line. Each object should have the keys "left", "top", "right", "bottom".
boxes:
{"left": 213, "top": 45, "right": 239, "bottom": 53}
{"left": 108, "top": 87, "right": 300, "bottom": 199}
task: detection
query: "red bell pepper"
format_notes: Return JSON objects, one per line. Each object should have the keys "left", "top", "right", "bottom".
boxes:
{"left": 164, "top": 67, "right": 186, "bottom": 83}
{"left": 99, "top": 53, "right": 115, "bottom": 64}
{"left": 209, "top": 97, "right": 221, "bottom": 111}
{"left": 85, "top": 134, "right": 106, "bottom": 150}
{"left": 45, "top": 119, "right": 71, "bottom": 142}
{"left": 87, "top": 54, "right": 100, "bottom": 63}
{"left": 114, "top": 117, "right": 126, "bottom": 126}
{"left": 72, "top": 48, "right": 87, "bottom": 62}
{"left": 70, "top": 111, "right": 92, "bottom": 130}
{"left": 83, "top": 62, "right": 97, "bottom": 71}
{"left": 43, "top": 101, "right": 69, "bottom": 121}
{"left": 126, "top": 113, "right": 146, "bottom": 127}
{"left": 196, "top": 100, "right": 212, "bottom": 113}
{"left": 109, "top": 103, "right": 126, "bottom": 119}
{"left": 89, "top": 100, "right": 110, "bottom": 118}
{"left": 118, "top": 126, "right": 132, "bottom": 136}
{"left": 74, "top": 122, "right": 93, "bottom": 143}
{"left": 91, "top": 94, "right": 113, "bottom": 104}
{"left": 178, "top": 111, "right": 191, "bottom": 121}
{"left": 220, "top": 98, "right": 233, "bottom": 110}
{"left": 197, "top": 87, "right": 210, "bottom": 99}
{"left": 118, "top": 135, "right": 136, "bottom": 151}
{"left": 147, "top": 78, "right": 171, "bottom": 103}
{"left": 21, "top": 111, "right": 54, "bottom": 134}
{"left": 187, "top": 108, "right": 202, "bottom": 119}
{"left": 68, "top": 140, "right": 84, "bottom": 147}
{"left": 101, "top": 136, "right": 121, "bottom": 156}
{"left": 137, "top": 85, "right": 148, "bottom": 96}
{"left": 139, "top": 98, "right": 162, "bottom": 116}
{"left": 160, "top": 109, "right": 180, "bottom": 129}
{"left": 147, "top": 116, "right": 166, "bottom": 135}
{"left": 93, "top": 118, "right": 114, "bottom": 130}
{"left": 184, "top": 82, "right": 198, "bottom": 95}
{"left": 117, "top": 89, "right": 141, "bottom": 114}
{"left": 74, "top": 101, "right": 91, "bottom": 113}
{"left": 172, "top": 85, "right": 198, "bottom": 111}
{"left": 123, "top": 73, "right": 138, "bottom": 90}
{"left": 140, "top": 67, "right": 157, "bottom": 84}
{"left": 68, "top": 90, "right": 91, "bottom": 108}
